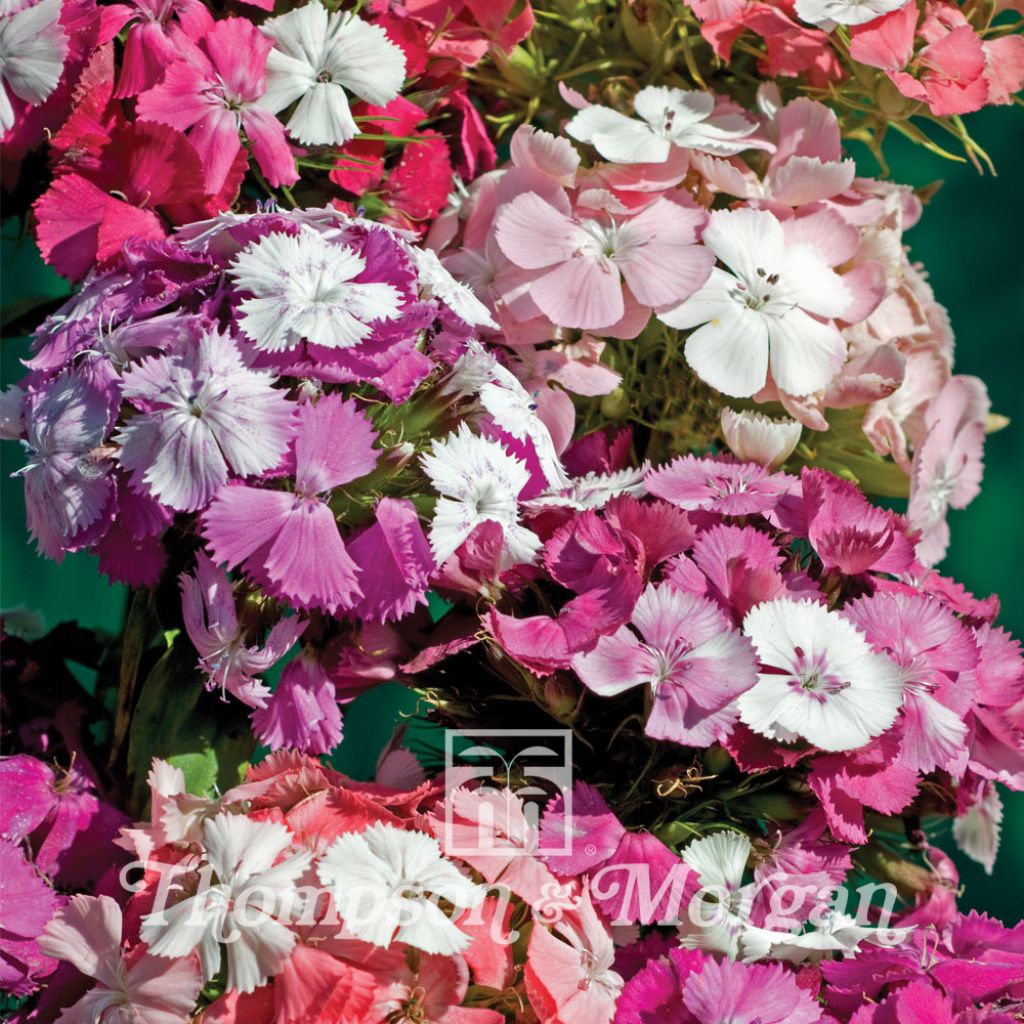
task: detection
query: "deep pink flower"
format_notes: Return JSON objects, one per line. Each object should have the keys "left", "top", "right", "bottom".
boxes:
{"left": 615, "top": 947, "right": 704, "bottom": 1024}
{"left": 203, "top": 394, "right": 379, "bottom": 614}
{"left": 252, "top": 652, "right": 343, "bottom": 755}
{"left": 573, "top": 584, "right": 758, "bottom": 747}
{"left": 346, "top": 497, "right": 434, "bottom": 623}
{"left": 114, "top": 0, "right": 213, "bottom": 97}
{"left": 0, "top": 839, "right": 61, "bottom": 996}
{"left": 681, "top": 957, "right": 824, "bottom": 1024}
{"left": 845, "top": 590, "right": 979, "bottom": 773}
{"left": 646, "top": 455, "right": 795, "bottom": 516}
{"left": 136, "top": 17, "right": 297, "bottom": 192}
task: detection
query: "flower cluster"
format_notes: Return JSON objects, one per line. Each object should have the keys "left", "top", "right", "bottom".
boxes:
{"left": 7, "top": 750, "right": 1024, "bottom": 1023}
{"left": 432, "top": 90, "right": 994, "bottom": 562}
{"left": 418, "top": 452, "right": 1022, "bottom": 880}
{"left": 1, "top": 0, "right": 1022, "bottom": 1021}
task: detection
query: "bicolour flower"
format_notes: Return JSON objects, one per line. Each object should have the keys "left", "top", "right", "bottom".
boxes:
{"left": 180, "top": 553, "right": 306, "bottom": 708}
{"left": 136, "top": 17, "right": 297, "bottom": 192}
{"left": 229, "top": 227, "right": 405, "bottom": 353}
{"left": 645, "top": 455, "right": 794, "bottom": 516}
{"left": 203, "top": 393, "right": 379, "bottom": 614}
{"left": 495, "top": 191, "right": 713, "bottom": 333}
{"left": 14, "top": 366, "right": 116, "bottom": 559}
{"left": 738, "top": 598, "right": 904, "bottom": 751}
{"left": 260, "top": 1, "right": 406, "bottom": 146}
{"left": 524, "top": 891, "right": 623, "bottom": 1024}
{"left": 720, "top": 408, "right": 802, "bottom": 469}
{"left": 679, "top": 831, "right": 755, "bottom": 959}
{"left": 572, "top": 585, "right": 758, "bottom": 747}
{"left": 318, "top": 822, "right": 485, "bottom": 954}
{"left": 141, "top": 814, "right": 311, "bottom": 993}
{"left": 846, "top": 591, "right": 979, "bottom": 774}
{"left": 116, "top": 329, "right": 296, "bottom": 512}
{"left": 795, "top": 0, "right": 910, "bottom": 26}
{"left": 566, "top": 86, "right": 759, "bottom": 162}
{"left": 0, "top": 0, "right": 67, "bottom": 133}
{"left": 420, "top": 423, "right": 541, "bottom": 569}
{"left": 656, "top": 207, "right": 851, "bottom": 397}
{"left": 39, "top": 895, "right": 202, "bottom": 1024}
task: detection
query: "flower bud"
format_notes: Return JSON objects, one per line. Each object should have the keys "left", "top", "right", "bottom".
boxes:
{"left": 720, "top": 408, "right": 802, "bottom": 469}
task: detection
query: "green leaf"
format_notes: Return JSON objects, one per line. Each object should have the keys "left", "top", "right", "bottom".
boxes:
{"left": 125, "top": 636, "right": 255, "bottom": 815}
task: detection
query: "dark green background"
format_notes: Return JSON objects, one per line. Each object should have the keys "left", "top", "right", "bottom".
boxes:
{"left": 2, "top": 107, "right": 1021, "bottom": 918}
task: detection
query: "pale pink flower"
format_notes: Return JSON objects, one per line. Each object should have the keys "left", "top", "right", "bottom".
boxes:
{"left": 116, "top": 329, "right": 296, "bottom": 512}
{"left": 656, "top": 207, "right": 851, "bottom": 397}
{"left": 738, "top": 598, "right": 904, "bottom": 752}
{"left": 908, "top": 375, "right": 989, "bottom": 567}
{"left": 39, "top": 895, "right": 202, "bottom": 1024}
{"left": 495, "top": 189, "right": 712, "bottom": 333}
{"left": 434, "top": 787, "right": 561, "bottom": 908}
{"left": 180, "top": 552, "right": 306, "bottom": 708}
{"left": 136, "top": 17, "right": 297, "bottom": 191}
{"left": 572, "top": 585, "right": 759, "bottom": 746}
{"left": 202, "top": 393, "right": 379, "bottom": 614}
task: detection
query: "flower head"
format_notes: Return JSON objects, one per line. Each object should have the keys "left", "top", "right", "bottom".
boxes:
{"left": 738, "top": 598, "right": 904, "bottom": 751}
{"left": 0, "top": 0, "right": 67, "bottom": 132}
{"left": 141, "top": 813, "right": 311, "bottom": 994}
{"left": 260, "top": 1, "right": 406, "bottom": 146}
{"left": 116, "top": 329, "right": 296, "bottom": 512}
{"left": 566, "top": 86, "right": 759, "bottom": 163}
{"left": 317, "top": 822, "right": 484, "bottom": 954}
{"left": 572, "top": 585, "right": 759, "bottom": 747}
{"left": 420, "top": 423, "right": 541, "bottom": 569}
{"left": 229, "top": 227, "right": 405, "bottom": 353}
{"left": 657, "top": 207, "right": 851, "bottom": 397}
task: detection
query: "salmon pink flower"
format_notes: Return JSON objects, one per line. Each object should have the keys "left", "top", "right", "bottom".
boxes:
{"left": 656, "top": 207, "right": 851, "bottom": 397}
{"left": 572, "top": 585, "right": 759, "bottom": 747}
{"left": 136, "top": 18, "right": 297, "bottom": 192}
{"left": 202, "top": 393, "right": 379, "bottom": 614}
{"left": 260, "top": 1, "right": 406, "bottom": 146}
{"left": 39, "top": 895, "right": 202, "bottom": 1024}
{"left": 738, "top": 598, "right": 904, "bottom": 752}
